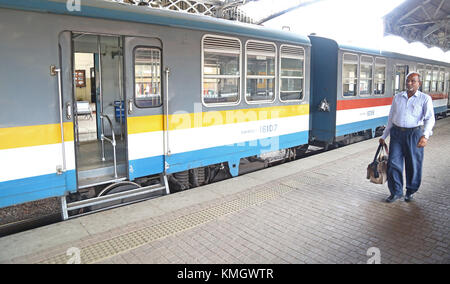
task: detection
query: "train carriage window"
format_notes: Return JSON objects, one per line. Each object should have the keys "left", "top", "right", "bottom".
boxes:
{"left": 280, "top": 45, "right": 304, "bottom": 101}
{"left": 202, "top": 35, "right": 241, "bottom": 105}
{"left": 246, "top": 40, "right": 276, "bottom": 103}
{"left": 394, "top": 65, "right": 407, "bottom": 94}
{"left": 438, "top": 68, "right": 445, "bottom": 92}
{"left": 342, "top": 53, "right": 358, "bottom": 97}
{"left": 444, "top": 72, "right": 450, "bottom": 94}
{"left": 417, "top": 64, "right": 425, "bottom": 92}
{"left": 424, "top": 65, "right": 432, "bottom": 92}
{"left": 359, "top": 55, "right": 373, "bottom": 96}
{"left": 431, "top": 67, "right": 439, "bottom": 92}
{"left": 374, "top": 58, "right": 386, "bottom": 95}
{"left": 134, "top": 47, "right": 162, "bottom": 107}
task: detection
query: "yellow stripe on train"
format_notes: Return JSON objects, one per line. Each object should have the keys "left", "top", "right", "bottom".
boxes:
{"left": 0, "top": 105, "right": 309, "bottom": 150}
{"left": 0, "top": 122, "right": 74, "bottom": 150}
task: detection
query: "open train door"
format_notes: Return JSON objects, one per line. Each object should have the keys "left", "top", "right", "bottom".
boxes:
{"left": 59, "top": 32, "right": 130, "bottom": 191}
{"left": 58, "top": 33, "right": 169, "bottom": 218}
{"left": 124, "top": 36, "right": 169, "bottom": 190}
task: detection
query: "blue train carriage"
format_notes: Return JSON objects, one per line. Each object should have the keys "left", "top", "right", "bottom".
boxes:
{"left": 308, "top": 35, "right": 449, "bottom": 148}
{"left": 0, "top": 0, "right": 311, "bottom": 217}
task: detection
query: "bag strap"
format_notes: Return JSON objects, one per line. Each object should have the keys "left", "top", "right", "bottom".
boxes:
{"left": 373, "top": 144, "right": 383, "bottom": 163}
{"left": 383, "top": 144, "right": 389, "bottom": 155}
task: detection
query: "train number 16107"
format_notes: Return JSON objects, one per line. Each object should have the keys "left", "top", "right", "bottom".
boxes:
{"left": 260, "top": 124, "right": 278, "bottom": 133}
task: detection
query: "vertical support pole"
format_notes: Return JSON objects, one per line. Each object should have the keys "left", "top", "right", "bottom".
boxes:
{"left": 61, "top": 196, "right": 68, "bottom": 221}
{"left": 52, "top": 66, "right": 67, "bottom": 173}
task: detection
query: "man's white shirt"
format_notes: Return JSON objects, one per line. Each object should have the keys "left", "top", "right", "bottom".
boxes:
{"left": 381, "top": 90, "right": 435, "bottom": 140}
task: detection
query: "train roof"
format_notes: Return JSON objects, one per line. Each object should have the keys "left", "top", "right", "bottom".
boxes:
{"left": 0, "top": 0, "right": 311, "bottom": 46}
{"left": 341, "top": 44, "right": 450, "bottom": 67}
{"left": 310, "top": 35, "right": 449, "bottom": 67}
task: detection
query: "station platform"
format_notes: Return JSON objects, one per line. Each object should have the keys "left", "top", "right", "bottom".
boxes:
{"left": 0, "top": 118, "right": 449, "bottom": 264}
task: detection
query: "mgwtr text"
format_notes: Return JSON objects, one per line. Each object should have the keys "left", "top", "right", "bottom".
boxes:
{"left": 221, "top": 268, "right": 274, "bottom": 279}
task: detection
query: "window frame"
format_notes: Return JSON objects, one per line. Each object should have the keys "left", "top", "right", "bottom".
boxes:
{"left": 342, "top": 52, "right": 359, "bottom": 98}
{"left": 424, "top": 65, "right": 433, "bottom": 93}
{"left": 279, "top": 44, "right": 306, "bottom": 103}
{"left": 431, "top": 66, "right": 439, "bottom": 92}
{"left": 245, "top": 39, "right": 277, "bottom": 104}
{"left": 437, "top": 67, "right": 445, "bottom": 92}
{"left": 133, "top": 46, "right": 163, "bottom": 108}
{"left": 393, "top": 64, "right": 408, "bottom": 94}
{"left": 445, "top": 71, "right": 450, "bottom": 94}
{"left": 359, "top": 55, "right": 374, "bottom": 97}
{"left": 201, "top": 34, "right": 242, "bottom": 108}
{"left": 373, "top": 57, "right": 387, "bottom": 96}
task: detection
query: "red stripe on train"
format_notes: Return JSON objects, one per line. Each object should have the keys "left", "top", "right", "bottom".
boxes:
{"left": 430, "top": 93, "right": 448, "bottom": 100}
{"left": 337, "top": 97, "right": 393, "bottom": 111}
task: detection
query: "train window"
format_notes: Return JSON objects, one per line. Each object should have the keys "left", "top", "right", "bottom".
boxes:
{"left": 202, "top": 35, "right": 241, "bottom": 105}
{"left": 342, "top": 53, "right": 358, "bottom": 97}
{"left": 431, "top": 67, "right": 439, "bottom": 92}
{"left": 374, "top": 58, "right": 386, "bottom": 95}
{"left": 445, "top": 72, "right": 450, "bottom": 94}
{"left": 394, "top": 65, "right": 407, "bottom": 94}
{"left": 359, "top": 56, "right": 373, "bottom": 96}
{"left": 245, "top": 40, "right": 276, "bottom": 103}
{"left": 134, "top": 47, "right": 162, "bottom": 107}
{"left": 280, "top": 45, "right": 304, "bottom": 101}
{"left": 424, "top": 65, "right": 432, "bottom": 92}
{"left": 417, "top": 64, "right": 424, "bottom": 91}
{"left": 437, "top": 68, "right": 445, "bottom": 92}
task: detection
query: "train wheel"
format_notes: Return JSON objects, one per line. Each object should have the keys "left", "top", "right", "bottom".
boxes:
{"left": 89, "top": 181, "right": 141, "bottom": 211}
{"left": 295, "top": 144, "right": 309, "bottom": 157}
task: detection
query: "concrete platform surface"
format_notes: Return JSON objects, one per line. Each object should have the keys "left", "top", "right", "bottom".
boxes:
{"left": 0, "top": 118, "right": 449, "bottom": 264}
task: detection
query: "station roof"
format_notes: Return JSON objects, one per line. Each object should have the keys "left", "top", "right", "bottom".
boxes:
{"left": 383, "top": 0, "right": 449, "bottom": 51}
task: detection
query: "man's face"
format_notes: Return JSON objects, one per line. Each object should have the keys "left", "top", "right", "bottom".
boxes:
{"left": 406, "top": 74, "right": 421, "bottom": 93}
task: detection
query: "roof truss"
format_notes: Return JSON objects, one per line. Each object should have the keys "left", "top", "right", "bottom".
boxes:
{"left": 384, "top": 0, "right": 449, "bottom": 51}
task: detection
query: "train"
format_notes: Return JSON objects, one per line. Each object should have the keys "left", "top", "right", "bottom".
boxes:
{"left": 0, "top": 0, "right": 449, "bottom": 220}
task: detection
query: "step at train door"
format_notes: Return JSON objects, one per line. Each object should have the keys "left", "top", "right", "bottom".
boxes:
{"left": 124, "top": 37, "right": 165, "bottom": 180}
{"left": 59, "top": 31, "right": 129, "bottom": 189}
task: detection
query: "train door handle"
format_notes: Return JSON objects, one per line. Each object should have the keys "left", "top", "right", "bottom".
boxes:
{"left": 318, "top": 98, "right": 330, "bottom": 112}
{"left": 128, "top": 99, "right": 133, "bottom": 114}
{"left": 66, "top": 102, "right": 72, "bottom": 120}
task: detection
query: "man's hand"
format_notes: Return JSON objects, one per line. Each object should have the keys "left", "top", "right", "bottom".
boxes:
{"left": 379, "top": 138, "right": 385, "bottom": 145}
{"left": 417, "top": 136, "right": 428, "bottom": 148}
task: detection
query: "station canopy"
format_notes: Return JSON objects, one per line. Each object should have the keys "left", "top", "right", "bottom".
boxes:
{"left": 113, "top": 0, "right": 324, "bottom": 24}
{"left": 383, "top": 0, "right": 450, "bottom": 51}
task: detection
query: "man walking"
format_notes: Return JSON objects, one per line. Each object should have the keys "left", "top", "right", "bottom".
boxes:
{"left": 379, "top": 72, "right": 435, "bottom": 203}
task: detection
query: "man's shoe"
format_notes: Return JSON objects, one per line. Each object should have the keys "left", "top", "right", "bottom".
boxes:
{"left": 405, "top": 194, "right": 414, "bottom": 202}
{"left": 385, "top": 194, "right": 403, "bottom": 203}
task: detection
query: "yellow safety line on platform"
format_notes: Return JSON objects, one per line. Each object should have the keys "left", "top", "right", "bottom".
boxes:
{"left": 37, "top": 184, "right": 295, "bottom": 264}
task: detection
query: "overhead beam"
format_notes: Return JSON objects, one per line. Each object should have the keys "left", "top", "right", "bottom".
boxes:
{"left": 256, "top": 0, "right": 326, "bottom": 25}
{"left": 423, "top": 20, "right": 448, "bottom": 39}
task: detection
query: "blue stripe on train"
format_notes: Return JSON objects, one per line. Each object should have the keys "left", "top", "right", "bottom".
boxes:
{"left": 0, "top": 170, "right": 76, "bottom": 208}
{"left": 434, "top": 105, "right": 447, "bottom": 115}
{"left": 130, "top": 131, "right": 309, "bottom": 178}
{"left": 336, "top": 116, "right": 388, "bottom": 137}
{"left": 166, "top": 131, "right": 309, "bottom": 176}
{"left": 129, "top": 155, "right": 164, "bottom": 181}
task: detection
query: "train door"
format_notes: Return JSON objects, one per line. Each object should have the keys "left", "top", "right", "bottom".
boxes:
{"left": 59, "top": 32, "right": 128, "bottom": 189}
{"left": 124, "top": 37, "right": 165, "bottom": 181}
{"left": 393, "top": 65, "right": 408, "bottom": 95}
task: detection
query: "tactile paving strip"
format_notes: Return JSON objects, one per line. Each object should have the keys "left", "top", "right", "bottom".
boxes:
{"left": 38, "top": 183, "right": 294, "bottom": 264}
